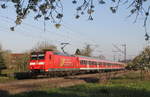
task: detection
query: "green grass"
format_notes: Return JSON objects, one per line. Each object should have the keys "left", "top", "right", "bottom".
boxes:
{"left": 1, "top": 70, "right": 150, "bottom": 97}
{"left": 7, "top": 83, "right": 150, "bottom": 97}
{"left": 0, "top": 76, "right": 14, "bottom": 83}
{"left": 0, "top": 69, "right": 16, "bottom": 83}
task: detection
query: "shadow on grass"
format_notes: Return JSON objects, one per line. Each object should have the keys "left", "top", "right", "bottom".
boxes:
{"left": 0, "top": 74, "right": 7, "bottom": 77}
{"left": 5, "top": 85, "right": 150, "bottom": 97}
{"left": 64, "top": 77, "right": 99, "bottom": 83}
{"left": 111, "top": 74, "right": 140, "bottom": 80}
{"left": 0, "top": 90, "right": 9, "bottom": 97}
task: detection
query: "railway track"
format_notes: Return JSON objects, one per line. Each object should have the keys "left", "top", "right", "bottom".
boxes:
{"left": 0, "top": 70, "right": 129, "bottom": 94}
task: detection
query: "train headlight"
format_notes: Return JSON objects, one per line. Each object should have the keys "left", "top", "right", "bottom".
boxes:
{"left": 30, "top": 62, "right": 35, "bottom": 65}
{"left": 38, "top": 62, "right": 45, "bottom": 65}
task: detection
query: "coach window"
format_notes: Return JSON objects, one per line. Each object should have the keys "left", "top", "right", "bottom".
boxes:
{"left": 84, "top": 61, "right": 86, "bottom": 65}
{"left": 99, "top": 62, "right": 102, "bottom": 65}
{"left": 81, "top": 60, "right": 84, "bottom": 65}
{"left": 81, "top": 60, "right": 83, "bottom": 64}
{"left": 88, "top": 61, "right": 90, "bottom": 65}
{"left": 93, "top": 62, "right": 95, "bottom": 65}
{"left": 80, "top": 60, "right": 84, "bottom": 65}
{"left": 92, "top": 61, "right": 94, "bottom": 65}
{"left": 93, "top": 61, "right": 95, "bottom": 65}
{"left": 89, "top": 61, "right": 91, "bottom": 65}
{"left": 84, "top": 60, "right": 87, "bottom": 65}
{"left": 86, "top": 61, "right": 88, "bottom": 65}
{"left": 83, "top": 60, "right": 86, "bottom": 65}
{"left": 103, "top": 62, "right": 106, "bottom": 65}
{"left": 91, "top": 61, "right": 93, "bottom": 65}
{"left": 80, "top": 60, "right": 82, "bottom": 64}
{"left": 93, "top": 62, "right": 96, "bottom": 65}
{"left": 95, "top": 62, "right": 97, "bottom": 65}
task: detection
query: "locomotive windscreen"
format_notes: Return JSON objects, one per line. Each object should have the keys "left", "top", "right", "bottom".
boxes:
{"left": 31, "top": 52, "right": 45, "bottom": 60}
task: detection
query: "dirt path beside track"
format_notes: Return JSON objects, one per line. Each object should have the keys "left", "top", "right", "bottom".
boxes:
{"left": 0, "top": 70, "right": 130, "bottom": 94}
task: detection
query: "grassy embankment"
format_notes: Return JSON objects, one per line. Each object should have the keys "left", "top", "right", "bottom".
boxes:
{"left": 0, "top": 69, "right": 16, "bottom": 83}
{"left": 1, "top": 70, "right": 150, "bottom": 97}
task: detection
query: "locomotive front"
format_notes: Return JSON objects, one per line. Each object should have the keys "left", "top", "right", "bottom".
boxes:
{"left": 29, "top": 52, "right": 46, "bottom": 73}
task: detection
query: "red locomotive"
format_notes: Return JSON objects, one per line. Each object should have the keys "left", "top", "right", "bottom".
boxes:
{"left": 28, "top": 50, "right": 125, "bottom": 75}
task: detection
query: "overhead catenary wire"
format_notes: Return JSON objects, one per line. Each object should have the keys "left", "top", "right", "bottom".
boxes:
{"left": 0, "top": 15, "right": 92, "bottom": 51}
{"left": 0, "top": 15, "right": 97, "bottom": 48}
{"left": 0, "top": 15, "right": 86, "bottom": 44}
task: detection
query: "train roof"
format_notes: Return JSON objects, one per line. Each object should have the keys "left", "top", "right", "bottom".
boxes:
{"left": 31, "top": 51, "right": 125, "bottom": 64}
{"left": 52, "top": 51, "right": 125, "bottom": 64}
{"left": 53, "top": 52, "right": 73, "bottom": 57}
{"left": 77, "top": 55, "right": 125, "bottom": 64}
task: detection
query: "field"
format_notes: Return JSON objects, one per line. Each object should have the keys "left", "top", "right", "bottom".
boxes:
{"left": 0, "top": 70, "right": 150, "bottom": 97}
{"left": 0, "top": 69, "right": 16, "bottom": 83}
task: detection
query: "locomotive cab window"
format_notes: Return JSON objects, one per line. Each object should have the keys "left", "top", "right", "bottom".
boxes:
{"left": 31, "top": 55, "right": 37, "bottom": 60}
{"left": 38, "top": 54, "right": 45, "bottom": 60}
{"left": 31, "top": 52, "right": 45, "bottom": 60}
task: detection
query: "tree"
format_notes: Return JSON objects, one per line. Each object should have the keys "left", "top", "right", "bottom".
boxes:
{"left": 128, "top": 46, "right": 150, "bottom": 80}
{"left": 31, "top": 41, "right": 58, "bottom": 52}
{"left": 76, "top": 44, "right": 93, "bottom": 57}
{"left": 129, "top": 46, "right": 150, "bottom": 69}
{"left": 75, "top": 49, "right": 81, "bottom": 55}
{"left": 0, "top": 52, "right": 5, "bottom": 68}
{"left": 14, "top": 53, "right": 30, "bottom": 72}
{"left": 0, "top": 0, "right": 150, "bottom": 38}
{"left": 2, "top": 50, "right": 12, "bottom": 69}
{"left": 0, "top": 44, "right": 6, "bottom": 74}
{"left": 97, "top": 55, "right": 106, "bottom": 60}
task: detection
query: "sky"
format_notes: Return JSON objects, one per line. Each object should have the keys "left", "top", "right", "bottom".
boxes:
{"left": 0, "top": 1, "right": 149, "bottom": 61}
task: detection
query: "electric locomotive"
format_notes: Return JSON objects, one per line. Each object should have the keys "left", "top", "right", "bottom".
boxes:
{"left": 28, "top": 50, "right": 125, "bottom": 75}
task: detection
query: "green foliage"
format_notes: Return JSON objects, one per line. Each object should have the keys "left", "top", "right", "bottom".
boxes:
{"left": 0, "top": 76, "right": 15, "bottom": 83}
{"left": 31, "top": 41, "right": 58, "bottom": 52}
{"left": 0, "top": 0, "right": 149, "bottom": 34}
{"left": 6, "top": 71, "right": 150, "bottom": 97}
{"left": 14, "top": 53, "right": 30, "bottom": 72}
{"left": 128, "top": 46, "right": 150, "bottom": 69}
{"left": 9, "top": 82, "right": 150, "bottom": 97}
{"left": 0, "top": 44, "right": 5, "bottom": 67}
{"left": 2, "top": 50, "right": 12, "bottom": 68}
{"left": 0, "top": 51, "right": 5, "bottom": 68}
{"left": 0, "top": 45, "right": 6, "bottom": 75}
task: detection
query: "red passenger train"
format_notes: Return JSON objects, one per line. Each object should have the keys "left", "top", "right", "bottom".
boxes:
{"left": 28, "top": 50, "right": 125, "bottom": 75}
